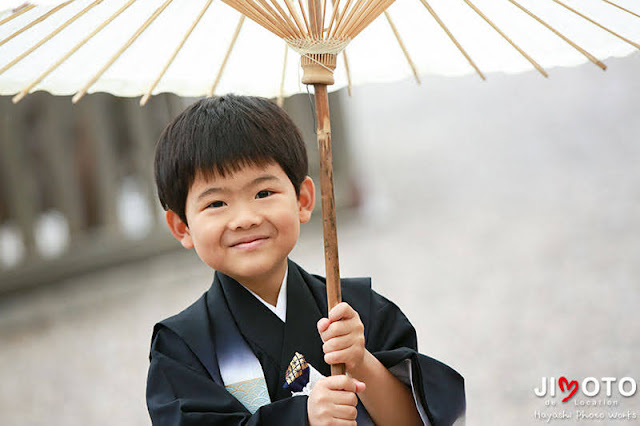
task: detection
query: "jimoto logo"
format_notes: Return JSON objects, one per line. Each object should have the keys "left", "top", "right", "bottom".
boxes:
{"left": 533, "top": 376, "right": 638, "bottom": 423}
{"left": 534, "top": 377, "right": 637, "bottom": 402}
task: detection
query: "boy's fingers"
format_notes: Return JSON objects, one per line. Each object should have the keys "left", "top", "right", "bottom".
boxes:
{"left": 324, "top": 347, "right": 354, "bottom": 366}
{"left": 321, "top": 318, "right": 363, "bottom": 341}
{"left": 324, "top": 375, "right": 360, "bottom": 392}
{"left": 329, "top": 403, "right": 359, "bottom": 421}
{"left": 325, "top": 420, "right": 356, "bottom": 426}
{"left": 332, "top": 389, "right": 359, "bottom": 407}
{"left": 317, "top": 317, "right": 331, "bottom": 334}
{"left": 322, "top": 334, "right": 358, "bottom": 353}
{"left": 328, "top": 302, "right": 356, "bottom": 322}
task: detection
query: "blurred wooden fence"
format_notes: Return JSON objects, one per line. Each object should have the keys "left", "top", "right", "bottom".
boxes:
{"left": 0, "top": 91, "right": 354, "bottom": 296}
{"left": 0, "top": 92, "right": 186, "bottom": 295}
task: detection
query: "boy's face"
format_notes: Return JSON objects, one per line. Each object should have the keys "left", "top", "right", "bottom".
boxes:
{"left": 166, "top": 162, "right": 314, "bottom": 287}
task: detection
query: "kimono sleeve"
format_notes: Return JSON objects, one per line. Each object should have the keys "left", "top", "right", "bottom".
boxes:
{"left": 146, "top": 325, "right": 308, "bottom": 426}
{"left": 365, "top": 290, "right": 466, "bottom": 426}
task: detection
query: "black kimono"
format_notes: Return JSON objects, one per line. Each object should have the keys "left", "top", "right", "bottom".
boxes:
{"left": 146, "top": 259, "right": 465, "bottom": 425}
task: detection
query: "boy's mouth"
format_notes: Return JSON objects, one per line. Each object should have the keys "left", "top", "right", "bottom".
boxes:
{"left": 229, "top": 235, "right": 269, "bottom": 250}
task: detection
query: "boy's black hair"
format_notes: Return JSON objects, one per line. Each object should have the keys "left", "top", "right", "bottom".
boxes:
{"left": 155, "top": 95, "right": 308, "bottom": 224}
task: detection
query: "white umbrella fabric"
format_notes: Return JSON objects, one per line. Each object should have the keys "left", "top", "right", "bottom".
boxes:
{"left": 0, "top": 0, "right": 639, "bottom": 102}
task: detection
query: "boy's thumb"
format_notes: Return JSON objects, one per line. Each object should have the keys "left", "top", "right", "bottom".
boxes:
{"left": 354, "top": 380, "right": 366, "bottom": 393}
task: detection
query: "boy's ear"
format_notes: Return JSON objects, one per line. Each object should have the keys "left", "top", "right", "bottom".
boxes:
{"left": 165, "top": 210, "right": 194, "bottom": 249}
{"left": 298, "top": 176, "right": 315, "bottom": 223}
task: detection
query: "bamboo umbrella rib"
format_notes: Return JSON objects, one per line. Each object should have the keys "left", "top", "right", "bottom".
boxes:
{"left": 223, "top": 2, "right": 271, "bottom": 36}
{"left": 140, "top": 0, "right": 213, "bottom": 106}
{"left": 254, "top": 0, "right": 286, "bottom": 25}
{"left": 258, "top": 0, "right": 297, "bottom": 39}
{"left": 463, "top": 0, "right": 548, "bottom": 77}
{"left": 328, "top": 3, "right": 346, "bottom": 40}
{"left": 384, "top": 11, "right": 420, "bottom": 84}
{"left": 351, "top": 0, "right": 389, "bottom": 36}
{"left": 308, "top": 0, "right": 320, "bottom": 38}
{"left": 341, "top": 0, "right": 378, "bottom": 38}
{"left": 331, "top": 0, "right": 356, "bottom": 38}
{"left": 0, "top": 0, "right": 103, "bottom": 76}
{"left": 341, "top": 0, "right": 367, "bottom": 25}
{"left": 267, "top": 0, "right": 303, "bottom": 38}
{"left": 254, "top": 0, "right": 297, "bottom": 38}
{"left": 277, "top": 43, "right": 288, "bottom": 107}
{"left": 307, "top": 0, "right": 318, "bottom": 36}
{"left": 276, "top": 2, "right": 305, "bottom": 39}
{"left": 507, "top": 0, "right": 606, "bottom": 70}
{"left": 208, "top": 15, "right": 245, "bottom": 96}
{"left": 317, "top": 0, "right": 326, "bottom": 38}
{"left": 12, "top": 0, "right": 138, "bottom": 104}
{"left": 0, "top": 0, "right": 74, "bottom": 48}
{"left": 228, "top": 1, "right": 287, "bottom": 39}
{"left": 243, "top": 1, "right": 289, "bottom": 39}
{"left": 418, "top": 0, "right": 485, "bottom": 80}
{"left": 342, "top": 0, "right": 368, "bottom": 38}
{"left": 321, "top": 0, "right": 328, "bottom": 35}
{"left": 282, "top": 0, "right": 309, "bottom": 37}
{"left": 601, "top": 0, "right": 640, "bottom": 20}
{"left": 72, "top": 0, "right": 174, "bottom": 103}
{"left": 297, "top": 0, "right": 312, "bottom": 36}
{"left": 330, "top": 0, "right": 353, "bottom": 38}
{"left": 349, "top": 5, "right": 374, "bottom": 38}
{"left": 553, "top": 0, "right": 640, "bottom": 50}
{"left": 355, "top": 0, "right": 383, "bottom": 26}
{"left": 0, "top": 4, "right": 35, "bottom": 27}
{"left": 351, "top": 0, "right": 394, "bottom": 38}
{"left": 326, "top": 0, "right": 342, "bottom": 37}
{"left": 342, "top": 50, "right": 352, "bottom": 95}
{"left": 334, "top": 0, "right": 367, "bottom": 38}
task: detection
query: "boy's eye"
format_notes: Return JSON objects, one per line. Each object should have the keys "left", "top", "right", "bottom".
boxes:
{"left": 256, "top": 190, "right": 273, "bottom": 199}
{"left": 208, "top": 200, "right": 226, "bottom": 208}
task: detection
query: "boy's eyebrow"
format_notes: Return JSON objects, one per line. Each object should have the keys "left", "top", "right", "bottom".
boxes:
{"left": 196, "top": 174, "right": 281, "bottom": 201}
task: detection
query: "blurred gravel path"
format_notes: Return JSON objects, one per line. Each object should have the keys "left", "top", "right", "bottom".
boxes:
{"left": 1, "top": 53, "right": 639, "bottom": 426}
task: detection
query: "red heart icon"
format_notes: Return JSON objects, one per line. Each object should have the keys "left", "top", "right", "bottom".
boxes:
{"left": 559, "top": 376, "right": 578, "bottom": 402}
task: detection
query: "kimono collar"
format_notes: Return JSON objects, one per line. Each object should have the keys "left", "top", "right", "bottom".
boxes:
{"left": 216, "top": 260, "right": 331, "bottom": 397}
{"left": 239, "top": 267, "right": 288, "bottom": 322}
{"left": 217, "top": 269, "right": 285, "bottom": 369}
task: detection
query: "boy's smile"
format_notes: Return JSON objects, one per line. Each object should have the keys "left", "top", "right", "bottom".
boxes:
{"left": 166, "top": 162, "right": 315, "bottom": 302}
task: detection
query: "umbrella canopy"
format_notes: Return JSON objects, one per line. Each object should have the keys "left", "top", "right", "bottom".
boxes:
{"left": 0, "top": 0, "right": 639, "bottom": 102}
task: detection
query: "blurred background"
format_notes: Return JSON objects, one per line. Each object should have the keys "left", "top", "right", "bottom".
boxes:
{"left": 1, "top": 51, "right": 639, "bottom": 425}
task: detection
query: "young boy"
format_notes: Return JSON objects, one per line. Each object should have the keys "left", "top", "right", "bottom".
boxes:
{"left": 146, "top": 95, "right": 465, "bottom": 426}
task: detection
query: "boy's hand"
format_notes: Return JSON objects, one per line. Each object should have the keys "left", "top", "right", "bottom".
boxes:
{"left": 307, "top": 375, "right": 365, "bottom": 426}
{"left": 317, "top": 302, "right": 366, "bottom": 373}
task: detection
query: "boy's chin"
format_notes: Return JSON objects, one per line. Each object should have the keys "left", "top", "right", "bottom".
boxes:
{"left": 215, "top": 258, "right": 288, "bottom": 283}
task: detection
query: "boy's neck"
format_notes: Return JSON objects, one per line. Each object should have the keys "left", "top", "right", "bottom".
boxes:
{"left": 232, "top": 259, "right": 288, "bottom": 307}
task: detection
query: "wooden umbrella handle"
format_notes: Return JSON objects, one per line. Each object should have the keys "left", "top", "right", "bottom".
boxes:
{"left": 313, "top": 83, "right": 345, "bottom": 377}
{"left": 305, "top": 0, "right": 345, "bottom": 377}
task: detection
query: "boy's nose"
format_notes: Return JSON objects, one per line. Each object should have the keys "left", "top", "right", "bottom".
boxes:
{"left": 227, "top": 206, "right": 263, "bottom": 230}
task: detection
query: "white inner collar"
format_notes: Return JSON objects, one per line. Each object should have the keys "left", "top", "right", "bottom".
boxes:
{"left": 241, "top": 267, "right": 287, "bottom": 323}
